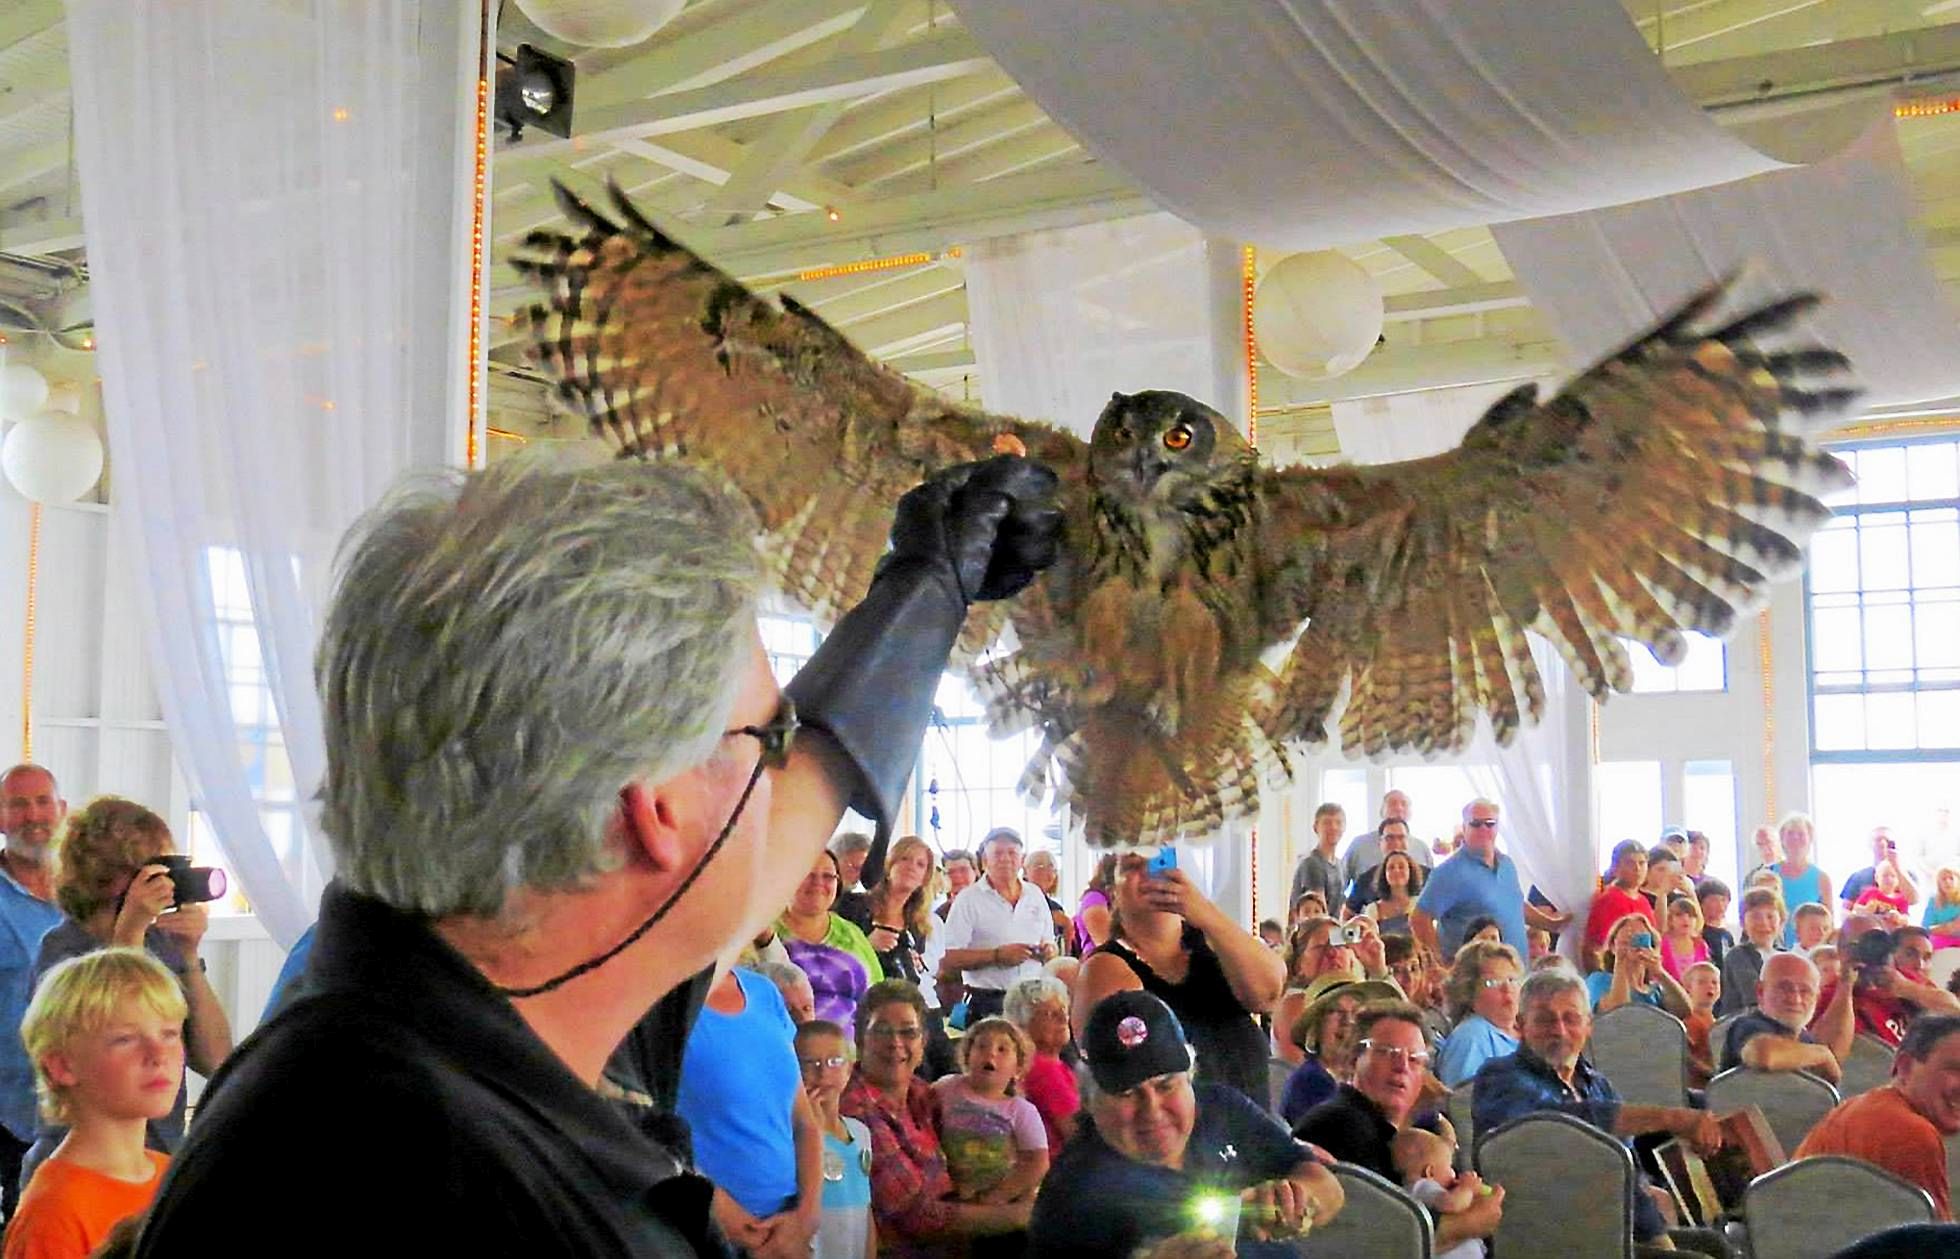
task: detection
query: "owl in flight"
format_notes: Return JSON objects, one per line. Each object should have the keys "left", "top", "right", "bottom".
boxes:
{"left": 514, "top": 182, "right": 1857, "bottom": 848}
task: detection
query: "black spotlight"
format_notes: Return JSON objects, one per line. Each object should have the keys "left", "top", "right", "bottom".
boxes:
{"left": 496, "top": 44, "right": 575, "bottom": 142}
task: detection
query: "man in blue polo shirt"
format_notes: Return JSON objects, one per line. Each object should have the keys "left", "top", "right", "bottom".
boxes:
{"left": 0, "top": 763, "right": 65, "bottom": 1216}
{"left": 1414, "top": 799, "right": 1529, "bottom": 958}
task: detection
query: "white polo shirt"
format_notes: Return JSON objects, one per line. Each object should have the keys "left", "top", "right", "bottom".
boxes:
{"left": 940, "top": 876, "right": 1053, "bottom": 991}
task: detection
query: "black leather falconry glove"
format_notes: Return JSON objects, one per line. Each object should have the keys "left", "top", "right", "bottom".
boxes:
{"left": 785, "top": 455, "right": 1062, "bottom": 884}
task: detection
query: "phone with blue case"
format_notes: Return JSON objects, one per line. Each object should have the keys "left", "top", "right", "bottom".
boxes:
{"left": 1146, "top": 847, "right": 1179, "bottom": 878}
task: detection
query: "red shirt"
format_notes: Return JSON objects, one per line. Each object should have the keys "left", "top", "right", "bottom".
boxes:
{"left": 1021, "top": 1051, "right": 1080, "bottom": 1152}
{"left": 1852, "top": 887, "right": 1909, "bottom": 915}
{"left": 1796, "top": 1085, "right": 1951, "bottom": 1220}
{"left": 1811, "top": 980, "right": 1916, "bottom": 1047}
{"left": 1585, "top": 885, "right": 1659, "bottom": 953}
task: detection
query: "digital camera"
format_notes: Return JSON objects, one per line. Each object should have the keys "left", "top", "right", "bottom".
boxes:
{"left": 155, "top": 854, "right": 228, "bottom": 906}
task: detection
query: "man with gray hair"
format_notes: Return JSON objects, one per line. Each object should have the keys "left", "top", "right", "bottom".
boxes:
{"left": 1474, "top": 968, "right": 1730, "bottom": 1255}
{"left": 134, "top": 452, "right": 1058, "bottom": 1256}
{"left": 1414, "top": 799, "right": 1530, "bottom": 957}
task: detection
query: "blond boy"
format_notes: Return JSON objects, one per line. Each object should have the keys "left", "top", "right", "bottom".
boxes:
{"left": 5, "top": 949, "right": 186, "bottom": 1259}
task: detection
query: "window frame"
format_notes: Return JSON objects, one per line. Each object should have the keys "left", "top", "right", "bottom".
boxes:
{"left": 1804, "top": 432, "right": 1960, "bottom": 763}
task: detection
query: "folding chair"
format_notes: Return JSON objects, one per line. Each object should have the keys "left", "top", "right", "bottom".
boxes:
{"left": 1476, "top": 1111, "right": 1635, "bottom": 1259}
{"left": 1836, "top": 1034, "right": 1895, "bottom": 1099}
{"left": 1709, "top": 1011, "right": 1746, "bottom": 1062}
{"left": 1589, "top": 1003, "right": 1689, "bottom": 1108}
{"left": 1301, "top": 1162, "right": 1433, "bottom": 1259}
{"left": 1447, "top": 1083, "right": 1476, "bottom": 1171}
{"left": 1742, "top": 1155, "right": 1936, "bottom": 1259}
{"left": 1704, "top": 1067, "right": 1839, "bottom": 1160}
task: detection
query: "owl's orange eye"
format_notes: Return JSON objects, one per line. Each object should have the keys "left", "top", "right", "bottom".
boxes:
{"left": 1163, "top": 425, "right": 1194, "bottom": 451}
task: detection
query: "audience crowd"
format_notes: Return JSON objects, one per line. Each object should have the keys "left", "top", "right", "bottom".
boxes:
{"left": 7, "top": 739, "right": 1960, "bottom": 1259}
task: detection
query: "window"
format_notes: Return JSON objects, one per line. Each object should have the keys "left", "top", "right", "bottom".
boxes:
{"left": 1626, "top": 633, "right": 1727, "bottom": 693}
{"left": 1811, "top": 763, "right": 1960, "bottom": 879}
{"left": 1594, "top": 760, "right": 1662, "bottom": 866}
{"left": 1386, "top": 764, "right": 1491, "bottom": 858}
{"left": 194, "top": 548, "right": 301, "bottom": 915}
{"left": 1807, "top": 438, "right": 1960, "bottom": 756}
{"left": 1681, "top": 759, "right": 1738, "bottom": 884}
{"left": 1317, "top": 767, "right": 1372, "bottom": 837}
{"left": 915, "top": 670, "right": 1060, "bottom": 861}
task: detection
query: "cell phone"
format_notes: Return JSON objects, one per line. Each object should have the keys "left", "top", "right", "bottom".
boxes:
{"left": 1631, "top": 932, "right": 1655, "bottom": 950}
{"left": 1146, "top": 847, "right": 1178, "bottom": 878}
{"left": 1188, "top": 1190, "right": 1243, "bottom": 1240}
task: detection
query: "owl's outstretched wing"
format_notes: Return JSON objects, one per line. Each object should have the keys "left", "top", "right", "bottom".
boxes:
{"left": 1256, "top": 279, "right": 1857, "bottom": 758}
{"left": 509, "top": 180, "right": 1086, "bottom": 639}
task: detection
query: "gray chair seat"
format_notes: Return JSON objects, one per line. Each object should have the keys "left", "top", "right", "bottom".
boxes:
{"left": 1301, "top": 1161, "right": 1433, "bottom": 1259}
{"left": 1836, "top": 1034, "right": 1895, "bottom": 1099}
{"left": 1476, "top": 1110, "right": 1634, "bottom": 1259}
{"left": 1447, "top": 1083, "right": 1476, "bottom": 1172}
{"left": 1588, "top": 1002, "right": 1689, "bottom": 1108}
{"left": 1743, "top": 1155, "right": 1936, "bottom": 1259}
{"left": 1704, "top": 1066, "right": 1839, "bottom": 1161}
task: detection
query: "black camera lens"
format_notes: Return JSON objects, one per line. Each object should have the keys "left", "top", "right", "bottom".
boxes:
{"left": 155, "top": 854, "right": 229, "bottom": 905}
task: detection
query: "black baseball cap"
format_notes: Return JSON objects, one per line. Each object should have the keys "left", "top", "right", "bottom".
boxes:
{"left": 1082, "top": 991, "right": 1192, "bottom": 1094}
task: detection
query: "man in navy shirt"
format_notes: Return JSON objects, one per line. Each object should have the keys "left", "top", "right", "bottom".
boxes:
{"left": 1474, "top": 969, "right": 1727, "bottom": 1249}
{"left": 1030, "top": 992, "right": 1342, "bottom": 1258}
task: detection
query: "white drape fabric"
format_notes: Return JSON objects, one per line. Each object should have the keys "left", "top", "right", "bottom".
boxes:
{"left": 964, "top": 213, "right": 1246, "bottom": 434}
{"left": 1494, "top": 115, "right": 1960, "bottom": 410}
{"left": 964, "top": 214, "right": 1254, "bottom": 906}
{"left": 1332, "top": 387, "right": 1599, "bottom": 939}
{"left": 66, "top": 2, "right": 479, "bottom": 946}
{"left": 950, "top": 0, "right": 1812, "bottom": 250}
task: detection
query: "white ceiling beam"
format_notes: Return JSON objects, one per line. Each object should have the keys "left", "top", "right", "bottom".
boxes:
{"left": 0, "top": 215, "right": 84, "bottom": 255}
{"left": 836, "top": 98, "right": 1054, "bottom": 189}
{"left": 888, "top": 347, "right": 975, "bottom": 374}
{"left": 807, "top": 70, "right": 1022, "bottom": 166}
{"left": 684, "top": 163, "right": 1152, "bottom": 282}
{"left": 574, "top": 0, "right": 870, "bottom": 111}
{"left": 1259, "top": 336, "right": 1563, "bottom": 410}
{"left": 845, "top": 289, "right": 968, "bottom": 355}
{"left": 1672, "top": 23, "right": 1960, "bottom": 109}
{"left": 701, "top": 0, "right": 911, "bottom": 220}
{"left": 802, "top": 269, "right": 963, "bottom": 328}
{"left": 1380, "top": 235, "right": 1483, "bottom": 289}
{"left": 0, "top": 0, "right": 62, "bottom": 47}
{"left": 521, "top": 32, "right": 992, "bottom": 159}
{"left": 0, "top": 139, "right": 70, "bottom": 202}
{"left": 1382, "top": 281, "right": 1527, "bottom": 321}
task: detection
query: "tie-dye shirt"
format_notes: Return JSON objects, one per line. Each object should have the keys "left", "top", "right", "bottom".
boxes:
{"left": 930, "top": 1075, "right": 1047, "bottom": 1200}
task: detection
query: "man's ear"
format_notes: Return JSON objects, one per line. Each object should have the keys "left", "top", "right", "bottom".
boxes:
{"left": 616, "top": 781, "right": 691, "bottom": 874}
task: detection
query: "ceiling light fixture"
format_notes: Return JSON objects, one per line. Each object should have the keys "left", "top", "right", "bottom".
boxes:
{"left": 494, "top": 44, "right": 576, "bottom": 142}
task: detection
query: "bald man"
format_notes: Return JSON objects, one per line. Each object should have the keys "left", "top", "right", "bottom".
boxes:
{"left": 1719, "top": 952, "right": 1851, "bottom": 1082}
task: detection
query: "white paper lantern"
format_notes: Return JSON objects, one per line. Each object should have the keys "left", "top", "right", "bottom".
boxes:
{"left": 1252, "top": 250, "right": 1385, "bottom": 380}
{"left": 2, "top": 412, "right": 104, "bottom": 503}
{"left": 0, "top": 363, "right": 50, "bottom": 421}
{"left": 44, "top": 380, "right": 84, "bottom": 415}
{"left": 515, "top": 0, "right": 685, "bottom": 47}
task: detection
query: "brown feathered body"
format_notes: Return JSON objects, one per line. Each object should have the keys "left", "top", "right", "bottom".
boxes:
{"left": 513, "top": 182, "right": 1858, "bottom": 847}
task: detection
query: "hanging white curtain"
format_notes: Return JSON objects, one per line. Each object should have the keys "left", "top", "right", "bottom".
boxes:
{"left": 1332, "top": 387, "right": 1599, "bottom": 941}
{"left": 946, "top": 0, "right": 1856, "bottom": 251}
{"left": 964, "top": 213, "right": 1257, "bottom": 909}
{"left": 66, "top": 1, "right": 481, "bottom": 946}
{"left": 1495, "top": 114, "right": 1960, "bottom": 410}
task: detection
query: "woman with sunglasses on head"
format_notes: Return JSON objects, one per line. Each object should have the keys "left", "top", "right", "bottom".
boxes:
{"left": 1587, "top": 913, "right": 1693, "bottom": 1018}
{"left": 1071, "top": 849, "right": 1286, "bottom": 1104}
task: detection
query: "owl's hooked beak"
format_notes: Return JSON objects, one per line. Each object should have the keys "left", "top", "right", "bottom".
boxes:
{"left": 1130, "top": 444, "right": 1173, "bottom": 490}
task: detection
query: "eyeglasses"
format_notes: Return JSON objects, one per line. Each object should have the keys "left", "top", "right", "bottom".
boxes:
{"left": 1480, "top": 977, "right": 1522, "bottom": 991}
{"left": 1466, "top": 819, "right": 1499, "bottom": 830}
{"left": 867, "top": 1023, "right": 924, "bottom": 1042}
{"left": 491, "top": 696, "right": 797, "bottom": 1000}
{"left": 729, "top": 695, "right": 799, "bottom": 769}
{"left": 1359, "top": 1039, "right": 1430, "bottom": 1067}
{"left": 798, "top": 1055, "right": 850, "bottom": 1071}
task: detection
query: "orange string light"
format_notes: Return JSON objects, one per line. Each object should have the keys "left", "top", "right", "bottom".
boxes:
{"left": 467, "top": 63, "right": 490, "bottom": 470}
{"left": 795, "top": 251, "right": 937, "bottom": 283}
{"left": 1895, "top": 97, "right": 1960, "bottom": 119}
{"left": 20, "top": 504, "right": 40, "bottom": 758}
{"left": 1242, "top": 243, "right": 1260, "bottom": 928}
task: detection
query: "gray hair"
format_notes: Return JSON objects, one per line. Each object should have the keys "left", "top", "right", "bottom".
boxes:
{"left": 316, "top": 454, "right": 761, "bottom": 917}
{"left": 1519, "top": 966, "right": 1587, "bottom": 1015}
{"left": 828, "top": 832, "right": 873, "bottom": 858}
{"left": 1462, "top": 797, "right": 1500, "bottom": 822}
{"left": 1003, "top": 975, "right": 1069, "bottom": 1027}
{"left": 755, "top": 960, "right": 814, "bottom": 1000}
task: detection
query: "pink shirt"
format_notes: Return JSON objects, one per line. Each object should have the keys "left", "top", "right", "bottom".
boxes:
{"left": 1020, "top": 1052, "right": 1080, "bottom": 1153}
{"left": 1660, "top": 933, "right": 1709, "bottom": 982}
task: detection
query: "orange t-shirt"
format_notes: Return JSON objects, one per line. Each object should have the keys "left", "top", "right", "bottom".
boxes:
{"left": 1794, "top": 1085, "right": 1951, "bottom": 1221}
{"left": 2, "top": 1150, "right": 170, "bottom": 1259}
